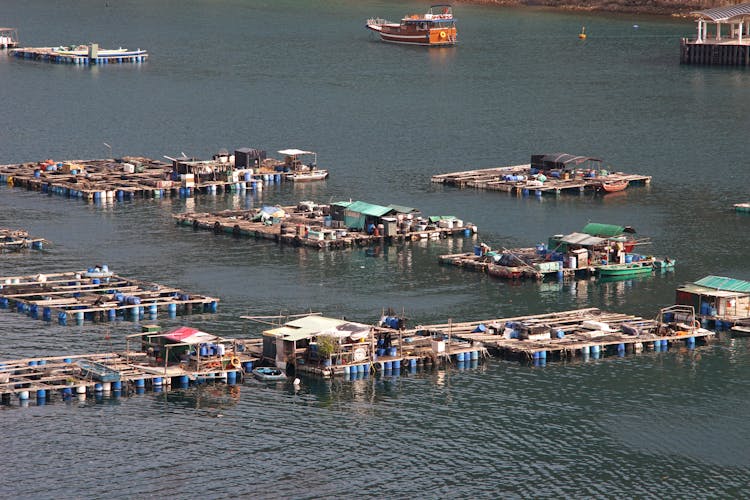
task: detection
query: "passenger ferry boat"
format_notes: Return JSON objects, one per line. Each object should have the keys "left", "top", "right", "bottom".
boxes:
{"left": 366, "top": 4, "right": 457, "bottom": 46}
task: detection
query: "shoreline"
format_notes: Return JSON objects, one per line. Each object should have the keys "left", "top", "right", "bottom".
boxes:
{"left": 458, "top": 0, "right": 709, "bottom": 17}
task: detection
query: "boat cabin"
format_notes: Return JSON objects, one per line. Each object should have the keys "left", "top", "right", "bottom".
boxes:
{"left": 676, "top": 276, "right": 750, "bottom": 321}
{"left": 547, "top": 223, "right": 640, "bottom": 268}
{"left": 278, "top": 149, "right": 317, "bottom": 173}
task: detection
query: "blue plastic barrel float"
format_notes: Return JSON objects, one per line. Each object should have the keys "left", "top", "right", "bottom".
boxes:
{"left": 227, "top": 371, "right": 237, "bottom": 384}
{"left": 384, "top": 361, "right": 393, "bottom": 371}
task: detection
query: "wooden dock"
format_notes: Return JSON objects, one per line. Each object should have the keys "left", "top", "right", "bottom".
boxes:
{"left": 430, "top": 163, "right": 651, "bottom": 197}
{"left": 0, "top": 268, "right": 219, "bottom": 325}
{"left": 0, "top": 228, "right": 47, "bottom": 252}
{"left": 0, "top": 156, "right": 277, "bottom": 203}
{"left": 405, "top": 306, "right": 714, "bottom": 364}
{"left": 174, "top": 203, "right": 478, "bottom": 250}
{"left": 9, "top": 44, "right": 147, "bottom": 65}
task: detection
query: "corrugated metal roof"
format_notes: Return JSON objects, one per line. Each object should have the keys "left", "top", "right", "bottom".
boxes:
{"left": 387, "top": 204, "right": 417, "bottom": 214}
{"left": 345, "top": 201, "right": 393, "bottom": 217}
{"left": 560, "top": 232, "right": 606, "bottom": 247}
{"left": 332, "top": 201, "right": 353, "bottom": 208}
{"left": 694, "top": 275, "right": 750, "bottom": 293}
{"left": 678, "top": 284, "right": 744, "bottom": 298}
{"left": 693, "top": 3, "right": 750, "bottom": 22}
{"left": 581, "top": 223, "right": 633, "bottom": 237}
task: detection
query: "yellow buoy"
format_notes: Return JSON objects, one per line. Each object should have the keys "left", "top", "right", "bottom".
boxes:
{"left": 578, "top": 26, "right": 587, "bottom": 39}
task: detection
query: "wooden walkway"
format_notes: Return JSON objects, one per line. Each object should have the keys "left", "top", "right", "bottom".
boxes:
{"left": 174, "top": 205, "right": 478, "bottom": 250}
{"left": 431, "top": 163, "right": 651, "bottom": 196}
{"left": 406, "top": 307, "right": 713, "bottom": 363}
{"left": 0, "top": 268, "right": 219, "bottom": 325}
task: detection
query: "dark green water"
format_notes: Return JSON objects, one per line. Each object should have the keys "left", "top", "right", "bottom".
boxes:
{"left": 1, "top": 1, "right": 749, "bottom": 497}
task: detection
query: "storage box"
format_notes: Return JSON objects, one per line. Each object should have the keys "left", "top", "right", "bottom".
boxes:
{"left": 431, "top": 340, "right": 445, "bottom": 353}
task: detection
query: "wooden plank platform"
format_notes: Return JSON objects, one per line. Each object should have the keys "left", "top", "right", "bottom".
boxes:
{"left": 9, "top": 45, "right": 147, "bottom": 65}
{"left": 0, "top": 156, "right": 283, "bottom": 204}
{"left": 405, "top": 307, "right": 714, "bottom": 363}
{"left": 0, "top": 228, "right": 47, "bottom": 252}
{"left": 0, "top": 268, "right": 219, "bottom": 325}
{"left": 0, "top": 349, "right": 259, "bottom": 404}
{"left": 174, "top": 203, "right": 478, "bottom": 251}
{"left": 431, "top": 163, "right": 651, "bottom": 197}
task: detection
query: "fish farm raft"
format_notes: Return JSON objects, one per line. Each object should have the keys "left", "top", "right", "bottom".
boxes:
{"left": 0, "top": 228, "right": 46, "bottom": 252}
{"left": 0, "top": 149, "right": 328, "bottom": 204}
{"left": 409, "top": 306, "right": 713, "bottom": 363}
{"left": 0, "top": 267, "right": 219, "bottom": 325}
{"left": 174, "top": 200, "right": 477, "bottom": 250}
{"left": 431, "top": 153, "right": 651, "bottom": 197}
{"left": 9, "top": 43, "right": 148, "bottom": 64}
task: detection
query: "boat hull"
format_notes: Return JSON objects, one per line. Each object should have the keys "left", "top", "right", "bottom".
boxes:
{"left": 598, "top": 180, "right": 629, "bottom": 193}
{"left": 597, "top": 264, "right": 653, "bottom": 277}
{"left": 288, "top": 170, "right": 328, "bottom": 182}
{"left": 252, "top": 367, "right": 287, "bottom": 381}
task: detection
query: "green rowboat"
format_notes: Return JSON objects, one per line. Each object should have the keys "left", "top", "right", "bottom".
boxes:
{"left": 597, "top": 262, "right": 654, "bottom": 278}
{"left": 734, "top": 202, "right": 750, "bottom": 213}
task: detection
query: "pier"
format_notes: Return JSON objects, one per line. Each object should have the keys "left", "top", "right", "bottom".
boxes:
{"left": 0, "top": 228, "right": 46, "bottom": 252}
{"left": 431, "top": 155, "right": 651, "bottom": 197}
{"left": 681, "top": 4, "right": 750, "bottom": 66}
{"left": 9, "top": 43, "right": 147, "bottom": 65}
{"left": 174, "top": 200, "right": 477, "bottom": 250}
{"left": 407, "top": 306, "right": 714, "bottom": 364}
{"left": 0, "top": 268, "right": 219, "bottom": 325}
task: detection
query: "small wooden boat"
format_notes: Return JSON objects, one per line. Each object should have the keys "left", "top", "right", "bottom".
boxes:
{"left": 653, "top": 258, "right": 676, "bottom": 271}
{"left": 730, "top": 324, "right": 750, "bottom": 337}
{"left": 288, "top": 169, "right": 328, "bottom": 182}
{"left": 366, "top": 4, "right": 457, "bottom": 46}
{"left": 277, "top": 149, "right": 328, "bottom": 182}
{"left": 597, "top": 262, "right": 653, "bottom": 278}
{"left": 597, "top": 179, "right": 629, "bottom": 193}
{"left": 734, "top": 202, "right": 750, "bottom": 213}
{"left": 252, "top": 367, "right": 287, "bottom": 381}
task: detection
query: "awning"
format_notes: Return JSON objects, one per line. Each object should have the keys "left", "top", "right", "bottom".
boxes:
{"left": 581, "top": 223, "right": 635, "bottom": 238}
{"left": 163, "top": 326, "right": 219, "bottom": 345}
{"left": 560, "top": 232, "right": 606, "bottom": 247}
{"left": 692, "top": 3, "right": 750, "bottom": 22}
{"left": 278, "top": 149, "right": 313, "bottom": 156}
{"left": 387, "top": 204, "right": 417, "bottom": 214}
{"left": 345, "top": 201, "right": 393, "bottom": 218}
{"left": 694, "top": 275, "right": 750, "bottom": 293}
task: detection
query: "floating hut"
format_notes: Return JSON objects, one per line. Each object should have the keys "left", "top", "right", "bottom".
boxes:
{"left": 0, "top": 267, "right": 219, "bottom": 325}
{"left": 406, "top": 306, "right": 713, "bottom": 364}
{"left": 0, "top": 228, "right": 46, "bottom": 252}
{"left": 681, "top": 3, "right": 750, "bottom": 66}
{"left": 9, "top": 43, "right": 147, "bottom": 64}
{"left": 246, "top": 314, "right": 486, "bottom": 378}
{"left": 174, "top": 200, "right": 477, "bottom": 250}
{"left": 676, "top": 276, "right": 750, "bottom": 329}
{"left": 0, "top": 28, "right": 18, "bottom": 48}
{"left": 439, "top": 222, "right": 673, "bottom": 281}
{"left": 431, "top": 153, "right": 651, "bottom": 197}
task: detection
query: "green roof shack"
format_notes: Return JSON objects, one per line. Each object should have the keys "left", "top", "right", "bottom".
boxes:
{"left": 676, "top": 276, "right": 750, "bottom": 323}
{"left": 330, "top": 200, "right": 418, "bottom": 235}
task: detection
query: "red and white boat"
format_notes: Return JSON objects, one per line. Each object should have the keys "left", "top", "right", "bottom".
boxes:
{"left": 366, "top": 5, "right": 457, "bottom": 46}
